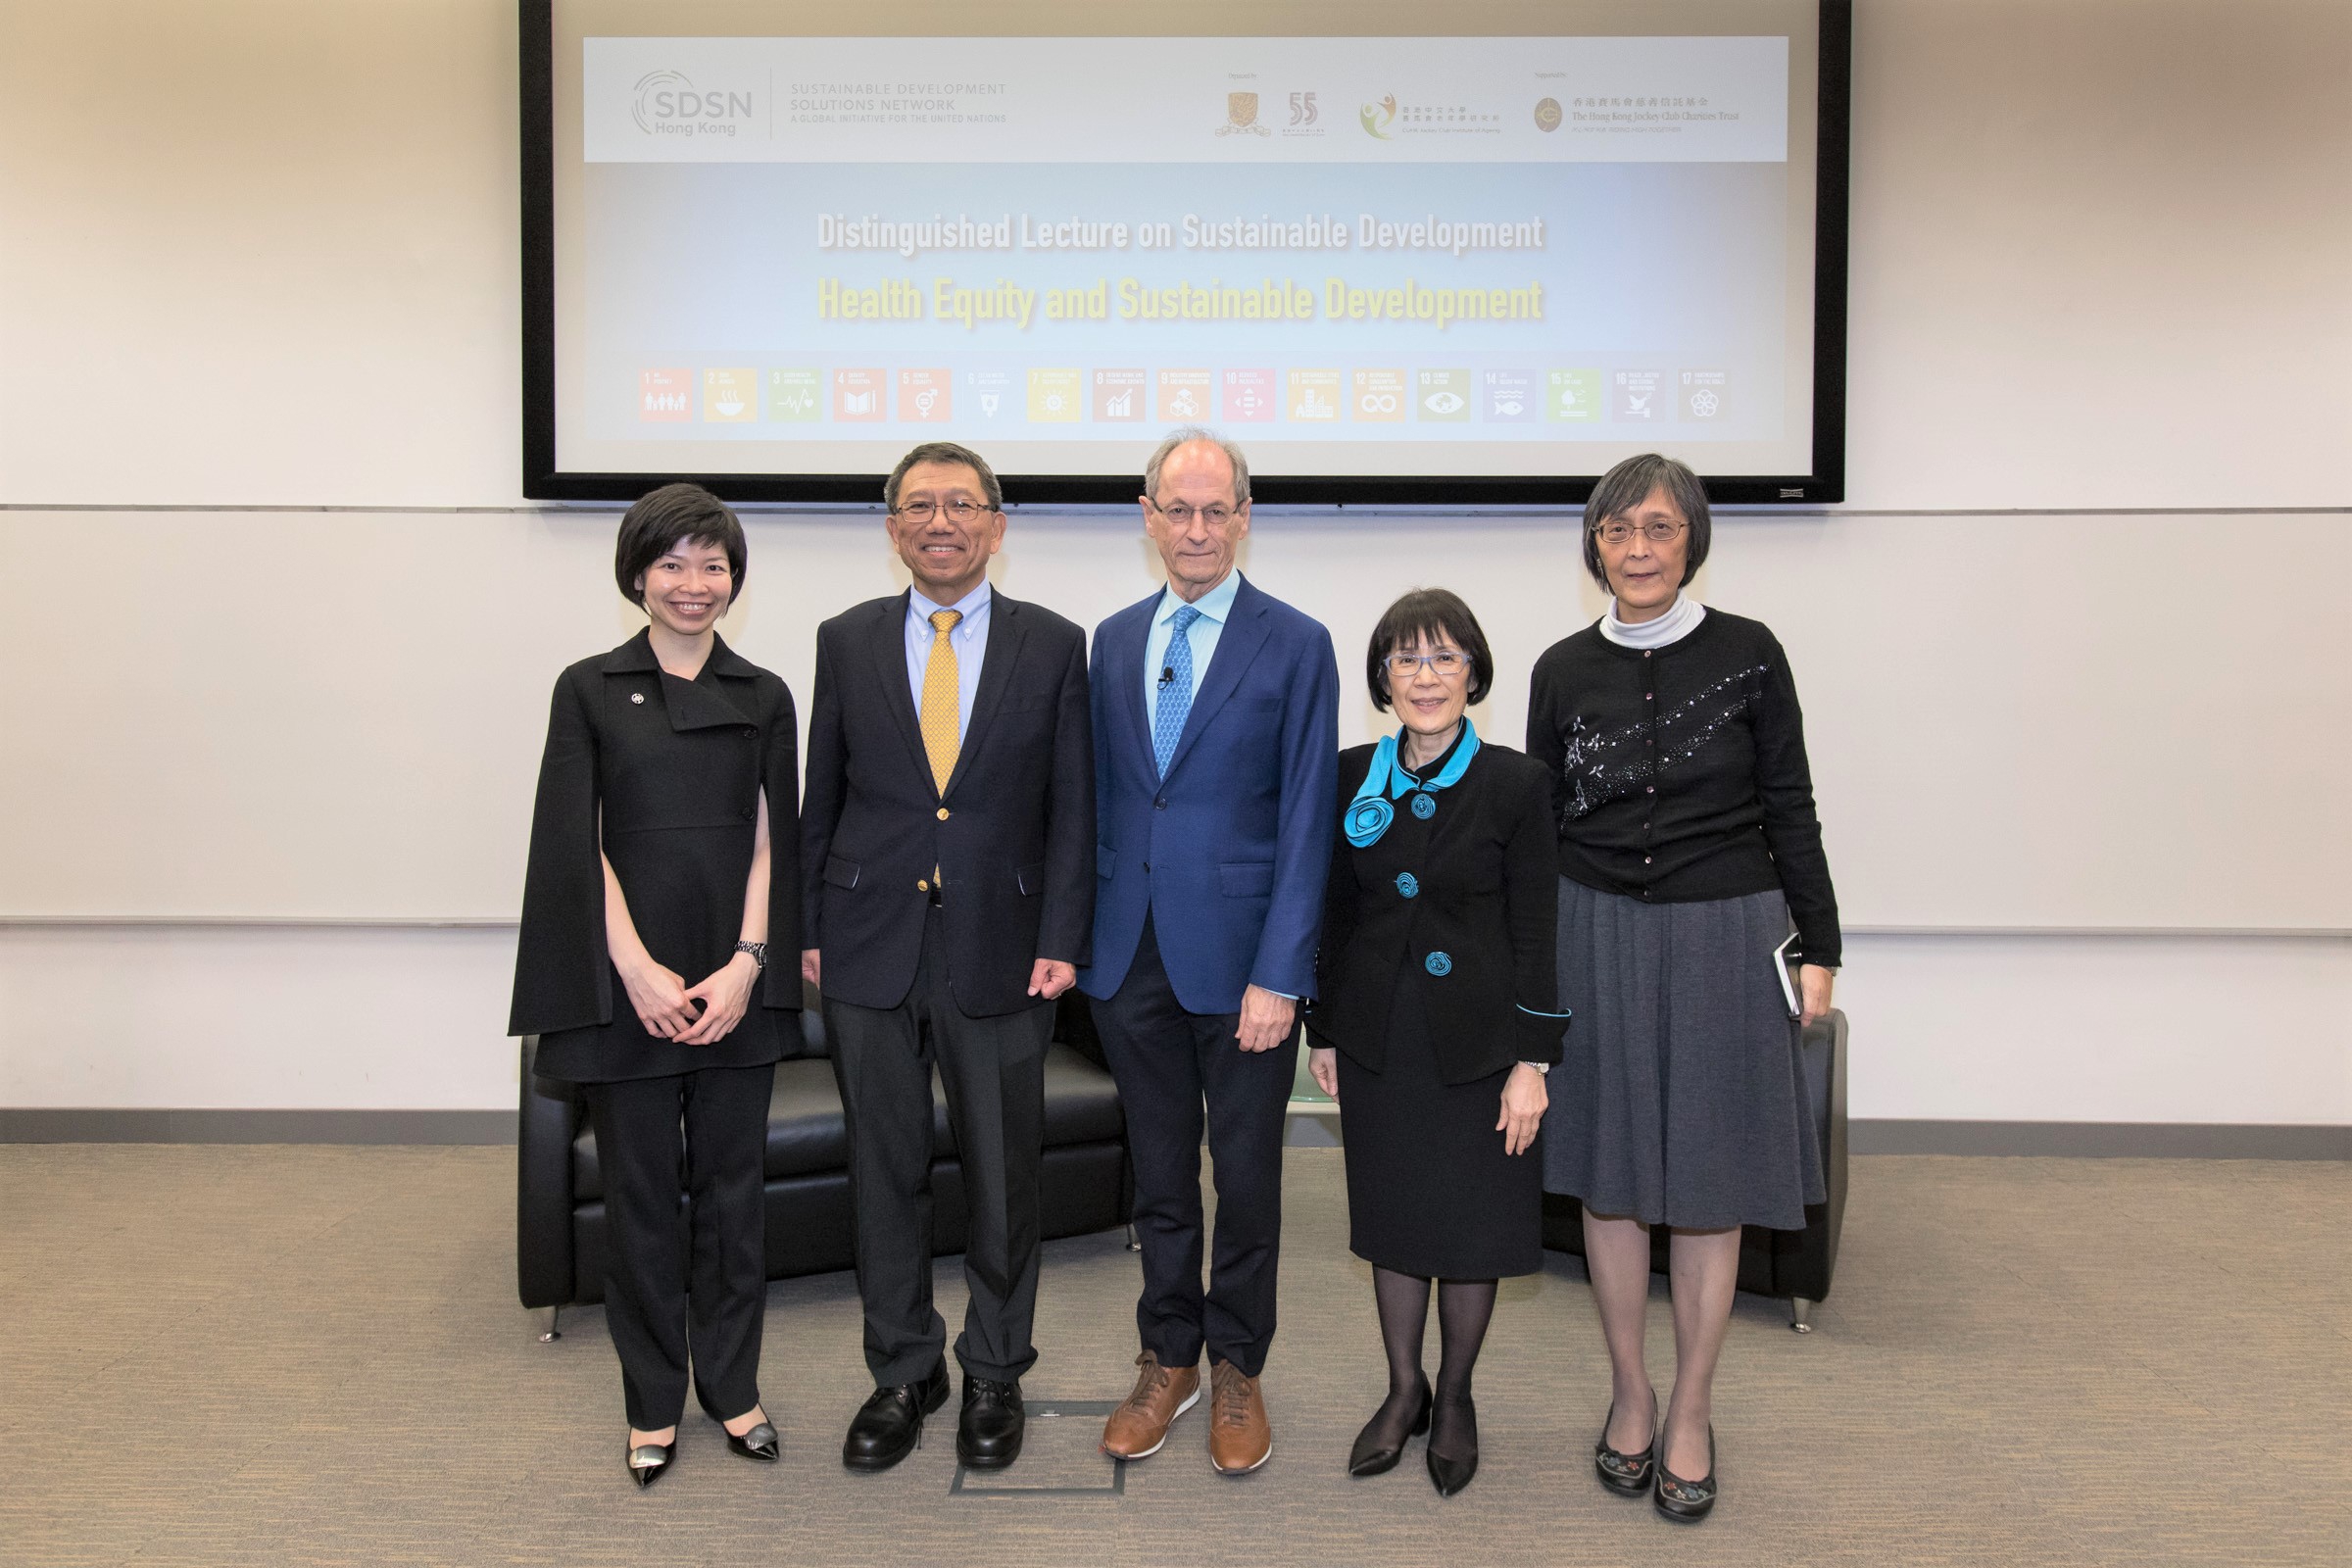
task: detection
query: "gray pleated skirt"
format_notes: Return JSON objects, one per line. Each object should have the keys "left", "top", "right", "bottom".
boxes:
{"left": 1542, "top": 877, "right": 1826, "bottom": 1231}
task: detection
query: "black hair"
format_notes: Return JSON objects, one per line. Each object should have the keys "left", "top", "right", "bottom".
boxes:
{"left": 613, "top": 483, "right": 747, "bottom": 609}
{"left": 1365, "top": 588, "right": 1494, "bottom": 710}
{"left": 884, "top": 442, "right": 1004, "bottom": 511}
{"left": 1580, "top": 453, "right": 1712, "bottom": 589}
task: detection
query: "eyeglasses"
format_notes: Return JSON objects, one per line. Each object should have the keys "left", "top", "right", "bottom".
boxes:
{"left": 893, "top": 498, "right": 993, "bottom": 524}
{"left": 1384, "top": 650, "right": 1469, "bottom": 679}
{"left": 1591, "top": 518, "right": 1689, "bottom": 546}
{"left": 1147, "top": 499, "right": 1241, "bottom": 530}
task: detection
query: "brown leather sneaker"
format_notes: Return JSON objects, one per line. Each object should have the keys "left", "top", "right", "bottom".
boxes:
{"left": 1206, "top": 1359, "right": 1273, "bottom": 1475}
{"left": 1101, "top": 1350, "right": 1200, "bottom": 1460}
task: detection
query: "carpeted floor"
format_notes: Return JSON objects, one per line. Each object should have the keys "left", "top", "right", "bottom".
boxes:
{"left": 1, "top": 1145, "right": 2344, "bottom": 1567}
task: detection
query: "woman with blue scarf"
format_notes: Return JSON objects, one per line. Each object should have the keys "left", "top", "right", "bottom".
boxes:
{"left": 1304, "top": 589, "right": 1568, "bottom": 1497}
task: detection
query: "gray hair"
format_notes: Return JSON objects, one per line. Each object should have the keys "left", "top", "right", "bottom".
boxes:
{"left": 1580, "top": 452, "right": 1712, "bottom": 588}
{"left": 884, "top": 441, "right": 1003, "bottom": 512}
{"left": 1143, "top": 427, "right": 1252, "bottom": 507}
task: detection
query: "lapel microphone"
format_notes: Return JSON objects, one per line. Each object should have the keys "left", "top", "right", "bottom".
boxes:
{"left": 1158, "top": 666, "right": 1177, "bottom": 689}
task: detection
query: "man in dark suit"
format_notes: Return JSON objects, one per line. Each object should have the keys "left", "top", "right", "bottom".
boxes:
{"left": 801, "top": 442, "right": 1093, "bottom": 1473}
{"left": 1082, "top": 428, "right": 1339, "bottom": 1474}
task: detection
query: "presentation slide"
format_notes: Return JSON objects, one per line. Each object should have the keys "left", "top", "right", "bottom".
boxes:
{"left": 541, "top": 4, "right": 1829, "bottom": 493}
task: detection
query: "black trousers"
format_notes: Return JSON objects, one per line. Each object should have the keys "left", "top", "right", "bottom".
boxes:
{"left": 580, "top": 1061, "right": 774, "bottom": 1432}
{"left": 1091, "top": 915, "right": 1298, "bottom": 1378}
{"left": 825, "top": 908, "right": 1051, "bottom": 1386}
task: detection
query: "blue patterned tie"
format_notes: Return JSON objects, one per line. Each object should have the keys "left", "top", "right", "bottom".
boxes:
{"left": 1153, "top": 605, "right": 1202, "bottom": 777}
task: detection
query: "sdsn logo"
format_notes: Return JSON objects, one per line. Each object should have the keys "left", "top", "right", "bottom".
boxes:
{"left": 632, "top": 70, "right": 755, "bottom": 137}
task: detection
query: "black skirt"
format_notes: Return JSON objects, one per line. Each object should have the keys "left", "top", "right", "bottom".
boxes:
{"left": 1336, "top": 978, "right": 1543, "bottom": 1280}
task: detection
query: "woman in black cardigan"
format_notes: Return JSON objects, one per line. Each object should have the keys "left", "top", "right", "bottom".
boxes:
{"left": 1528, "top": 453, "right": 1841, "bottom": 1523}
{"left": 509, "top": 484, "right": 803, "bottom": 1487}
{"left": 1305, "top": 590, "right": 1568, "bottom": 1497}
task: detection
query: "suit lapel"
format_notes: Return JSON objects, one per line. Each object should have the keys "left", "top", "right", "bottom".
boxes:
{"left": 1162, "top": 577, "right": 1272, "bottom": 784}
{"left": 1111, "top": 594, "right": 1159, "bottom": 780}
{"left": 865, "top": 592, "right": 933, "bottom": 790}
{"left": 942, "top": 595, "right": 1022, "bottom": 800}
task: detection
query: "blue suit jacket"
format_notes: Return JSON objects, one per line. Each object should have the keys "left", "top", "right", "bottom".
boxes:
{"left": 1079, "top": 574, "right": 1340, "bottom": 1013}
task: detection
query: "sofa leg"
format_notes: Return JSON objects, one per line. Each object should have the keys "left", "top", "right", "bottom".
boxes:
{"left": 1124, "top": 1222, "right": 1142, "bottom": 1253}
{"left": 537, "top": 1305, "right": 563, "bottom": 1344}
{"left": 1788, "top": 1298, "right": 1814, "bottom": 1334}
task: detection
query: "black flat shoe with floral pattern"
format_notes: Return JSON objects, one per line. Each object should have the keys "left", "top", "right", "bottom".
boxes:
{"left": 1652, "top": 1424, "right": 1717, "bottom": 1522}
{"left": 1593, "top": 1399, "right": 1656, "bottom": 1495}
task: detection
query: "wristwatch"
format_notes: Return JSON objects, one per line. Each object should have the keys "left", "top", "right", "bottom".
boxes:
{"left": 1518, "top": 1060, "right": 1551, "bottom": 1075}
{"left": 734, "top": 941, "right": 768, "bottom": 970}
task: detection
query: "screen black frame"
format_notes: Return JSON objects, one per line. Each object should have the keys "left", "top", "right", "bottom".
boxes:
{"left": 520, "top": 2, "right": 1849, "bottom": 506}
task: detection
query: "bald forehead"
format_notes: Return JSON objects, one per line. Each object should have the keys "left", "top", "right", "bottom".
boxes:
{"left": 1155, "top": 441, "right": 1239, "bottom": 501}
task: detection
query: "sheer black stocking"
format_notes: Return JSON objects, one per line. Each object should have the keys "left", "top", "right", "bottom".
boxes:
{"left": 1429, "top": 1278, "right": 1497, "bottom": 1463}
{"left": 1358, "top": 1266, "right": 1433, "bottom": 1451}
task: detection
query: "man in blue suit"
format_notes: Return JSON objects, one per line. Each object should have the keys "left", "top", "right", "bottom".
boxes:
{"left": 1084, "top": 428, "right": 1339, "bottom": 1474}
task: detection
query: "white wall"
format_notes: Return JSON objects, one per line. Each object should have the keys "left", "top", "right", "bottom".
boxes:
{"left": 2, "top": 0, "right": 2346, "bottom": 1123}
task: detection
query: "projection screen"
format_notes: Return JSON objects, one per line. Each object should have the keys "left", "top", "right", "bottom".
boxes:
{"left": 522, "top": 1, "right": 1849, "bottom": 504}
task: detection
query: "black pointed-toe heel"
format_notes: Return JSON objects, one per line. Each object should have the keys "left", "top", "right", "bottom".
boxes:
{"left": 1652, "top": 1424, "right": 1718, "bottom": 1522}
{"left": 626, "top": 1440, "right": 676, "bottom": 1489}
{"left": 725, "top": 1420, "right": 780, "bottom": 1463}
{"left": 1347, "top": 1374, "right": 1433, "bottom": 1477}
{"left": 1593, "top": 1398, "right": 1656, "bottom": 1495}
{"left": 1424, "top": 1395, "right": 1479, "bottom": 1497}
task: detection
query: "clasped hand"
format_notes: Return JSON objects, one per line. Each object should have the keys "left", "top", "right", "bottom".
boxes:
{"left": 619, "top": 951, "right": 760, "bottom": 1045}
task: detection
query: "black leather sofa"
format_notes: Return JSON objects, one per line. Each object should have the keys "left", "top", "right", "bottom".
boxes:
{"left": 1540, "top": 1008, "right": 1849, "bottom": 1331}
{"left": 516, "top": 993, "right": 1132, "bottom": 1325}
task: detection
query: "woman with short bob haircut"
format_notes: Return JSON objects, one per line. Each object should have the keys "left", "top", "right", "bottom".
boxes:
{"left": 1528, "top": 453, "right": 1840, "bottom": 1522}
{"left": 1304, "top": 589, "right": 1567, "bottom": 1496}
{"left": 510, "top": 482, "right": 804, "bottom": 1488}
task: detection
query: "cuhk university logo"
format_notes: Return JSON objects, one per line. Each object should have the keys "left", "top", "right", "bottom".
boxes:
{"left": 1218, "top": 91, "right": 1271, "bottom": 137}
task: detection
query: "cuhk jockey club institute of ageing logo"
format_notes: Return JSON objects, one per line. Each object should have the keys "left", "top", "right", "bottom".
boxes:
{"left": 632, "top": 69, "right": 756, "bottom": 139}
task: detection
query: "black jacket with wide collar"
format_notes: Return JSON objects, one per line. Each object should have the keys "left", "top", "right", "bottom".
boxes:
{"left": 509, "top": 630, "right": 804, "bottom": 1081}
{"left": 1305, "top": 736, "right": 1567, "bottom": 1083}
{"left": 801, "top": 589, "right": 1094, "bottom": 1019}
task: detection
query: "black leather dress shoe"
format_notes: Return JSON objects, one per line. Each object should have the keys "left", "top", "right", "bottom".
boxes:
{"left": 725, "top": 1421, "right": 780, "bottom": 1462}
{"left": 1348, "top": 1374, "right": 1432, "bottom": 1477}
{"left": 956, "top": 1376, "right": 1026, "bottom": 1470}
{"left": 842, "top": 1364, "right": 951, "bottom": 1472}
{"left": 1425, "top": 1395, "right": 1479, "bottom": 1497}
{"left": 626, "top": 1439, "right": 675, "bottom": 1489}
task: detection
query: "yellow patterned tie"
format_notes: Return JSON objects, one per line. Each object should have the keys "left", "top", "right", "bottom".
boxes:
{"left": 919, "top": 609, "right": 961, "bottom": 794}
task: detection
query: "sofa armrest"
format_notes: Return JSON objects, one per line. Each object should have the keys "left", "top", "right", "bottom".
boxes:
{"left": 515, "top": 1037, "right": 581, "bottom": 1308}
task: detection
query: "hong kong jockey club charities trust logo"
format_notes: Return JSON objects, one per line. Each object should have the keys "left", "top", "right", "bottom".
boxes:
{"left": 632, "top": 70, "right": 755, "bottom": 136}
{"left": 1360, "top": 94, "right": 1397, "bottom": 138}
{"left": 1218, "top": 91, "right": 1271, "bottom": 136}
{"left": 1535, "top": 96, "right": 1563, "bottom": 131}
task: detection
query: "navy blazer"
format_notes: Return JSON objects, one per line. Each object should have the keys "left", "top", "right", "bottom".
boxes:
{"left": 801, "top": 591, "right": 1094, "bottom": 1018}
{"left": 1079, "top": 574, "right": 1340, "bottom": 1013}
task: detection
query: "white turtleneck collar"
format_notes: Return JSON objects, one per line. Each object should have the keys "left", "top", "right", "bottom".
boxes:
{"left": 1599, "top": 591, "right": 1706, "bottom": 650}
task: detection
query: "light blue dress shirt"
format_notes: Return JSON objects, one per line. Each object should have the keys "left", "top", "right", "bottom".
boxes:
{"left": 1143, "top": 568, "right": 1242, "bottom": 732}
{"left": 906, "top": 581, "right": 992, "bottom": 740}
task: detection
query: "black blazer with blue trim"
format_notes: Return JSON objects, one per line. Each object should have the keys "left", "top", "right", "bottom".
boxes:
{"left": 1304, "top": 736, "right": 1567, "bottom": 1083}
{"left": 800, "top": 590, "right": 1094, "bottom": 1019}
